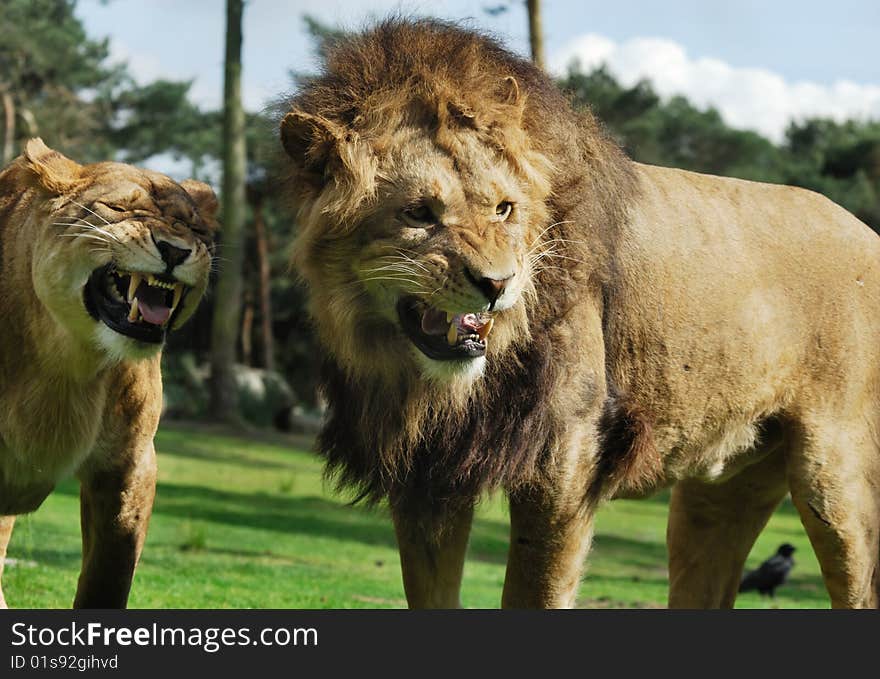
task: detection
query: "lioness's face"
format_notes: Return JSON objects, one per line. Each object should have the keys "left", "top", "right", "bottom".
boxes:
{"left": 26, "top": 142, "right": 217, "bottom": 361}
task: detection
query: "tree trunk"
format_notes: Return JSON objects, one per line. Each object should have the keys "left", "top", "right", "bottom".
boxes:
{"left": 526, "top": 0, "right": 545, "bottom": 70}
{"left": 1, "top": 90, "right": 14, "bottom": 166}
{"left": 252, "top": 192, "right": 275, "bottom": 371}
{"left": 240, "top": 293, "right": 254, "bottom": 367}
{"left": 209, "top": 0, "right": 247, "bottom": 424}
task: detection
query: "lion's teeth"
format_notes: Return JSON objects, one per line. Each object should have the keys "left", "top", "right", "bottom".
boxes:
{"left": 128, "top": 297, "right": 139, "bottom": 322}
{"left": 446, "top": 311, "right": 454, "bottom": 323}
{"left": 147, "top": 274, "right": 157, "bottom": 287}
{"left": 447, "top": 323, "right": 458, "bottom": 346}
{"left": 477, "top": 317, "right": 494, "bottom": 341}
{"left": 128, "top": 273, "right": 141, "bottom": 301}
{"left": 171, "top": 284, "right": 183, "bottom": 314}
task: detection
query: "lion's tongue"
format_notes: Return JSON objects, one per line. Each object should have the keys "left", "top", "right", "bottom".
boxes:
{"left": 136, "top": 284, "right": 172, "bottom": 326}
{"left": 421, "top": 307, "right": 492, "bottom": 341}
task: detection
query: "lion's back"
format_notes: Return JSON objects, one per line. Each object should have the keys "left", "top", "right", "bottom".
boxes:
{"left": 604, "top": 163, "right": 880, "bottom": 444}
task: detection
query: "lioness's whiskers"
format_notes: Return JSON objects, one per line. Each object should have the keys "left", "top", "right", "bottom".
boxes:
{"left": 52, "top": 219, "right": 120, "bottom": 243}
{"left": 58, "top": 233, "right": 111, "bottom": 245}
{"left": 70, "top": 200, "right": 112, "bottom": 227}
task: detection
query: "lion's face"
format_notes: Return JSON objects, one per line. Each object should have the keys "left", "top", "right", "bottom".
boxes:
{"left": 23, "top": 140, "right": 217, "bottom": 362}
{"left": 355, "top": 130, "right": 539, "bottom": 380}
{"left": 285, "top": 107, "right": 550, "bottom": 385}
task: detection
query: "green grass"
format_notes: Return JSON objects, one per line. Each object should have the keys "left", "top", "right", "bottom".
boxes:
{"left": 4, "top": 422, "right": 828, "bottom": 608}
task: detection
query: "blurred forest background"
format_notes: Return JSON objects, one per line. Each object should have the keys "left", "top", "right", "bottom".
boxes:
{"left": 3, "top": 0, "right": 879, "bottom": 429}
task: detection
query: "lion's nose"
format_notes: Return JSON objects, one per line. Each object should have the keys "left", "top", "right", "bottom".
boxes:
{"left": 466, "top": 269, "right": 513, "bottom": 310}
{"left": 154, "top": 237, "right": 192, "bottom": 269}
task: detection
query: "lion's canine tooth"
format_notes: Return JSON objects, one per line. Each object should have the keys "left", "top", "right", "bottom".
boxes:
{"left": 128, "top": 297, "right": 139, "bottom": 322}
{"left": 446, "top": 310, "right": 454, "bottom": 323}
{"left": 477, "top": 317, "right": 494, "bottom": 341}
{"left": 171, "top": 283, "right": 183, "bottom": 313}
{"left": 447, "top": 323, "right": 458, "bottom": 346}
{"left": 128, "top": 273, "right": 141, "bottom": 301}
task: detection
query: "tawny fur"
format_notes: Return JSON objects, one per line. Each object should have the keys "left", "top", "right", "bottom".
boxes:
{"left": 0, "top": 139, "right": 217, "bottom": 608}
{"left": 282, "top": 19, "right": 880, "bottom": 608}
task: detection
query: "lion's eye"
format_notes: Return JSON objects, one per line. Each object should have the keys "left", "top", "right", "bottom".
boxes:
{"left": 495, "top": 201, "right": 513, "bottom": 221}
{"left": 401, "top": 203, "right": 436, "bottom": 227}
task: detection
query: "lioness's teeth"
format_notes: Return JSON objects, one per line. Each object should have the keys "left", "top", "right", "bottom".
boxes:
{"left": 128, "top": 297, "right": 139, "bottom": 322}
{"left": 447, "top": 323, "right": 458, "bottom": 346}
{"left": 171, "top": 284, "right": 183, "bottom": 313}
{"left": 128, "top": 273, "right": 141, "bottom": 301}
{"left": 477, "top": 317, "right": 494, "bottom": 341}
{"left": 446, "top": 311, "right": 454, "bottom": 323}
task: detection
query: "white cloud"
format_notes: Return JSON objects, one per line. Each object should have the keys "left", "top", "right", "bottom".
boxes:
{"left": 550, "top": 34, "right": 880, "bottom": 142}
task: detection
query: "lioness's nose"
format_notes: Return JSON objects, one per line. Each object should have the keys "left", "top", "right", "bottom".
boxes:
{"left": 466, "top": 269, "right": 513, "bottom": 309}
{"left": 154, "top": 238, "right": 192, "bottom": 269}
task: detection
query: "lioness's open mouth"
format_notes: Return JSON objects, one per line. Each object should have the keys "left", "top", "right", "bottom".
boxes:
{"left": 84, "top": 264, "right": 190, "bottom": 344}
{"left": 396, "top": 297, "right": 495, "bottom": 361}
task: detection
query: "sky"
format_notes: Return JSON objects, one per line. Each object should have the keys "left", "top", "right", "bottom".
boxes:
{"left": 76, "top": 0, "right": 880, "bottom": 155}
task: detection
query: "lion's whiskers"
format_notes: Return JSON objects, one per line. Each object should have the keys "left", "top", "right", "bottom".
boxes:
{"left": 526, "top": 221, "right": 575, "bottom": 253}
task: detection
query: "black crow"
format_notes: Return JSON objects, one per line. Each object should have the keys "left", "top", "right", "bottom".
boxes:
{"left": 739, "top": 543, "right": 796, "bottom": 597}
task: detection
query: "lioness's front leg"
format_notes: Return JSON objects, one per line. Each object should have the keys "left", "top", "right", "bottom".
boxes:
{"left": 392, "top": 502, "right": 474, "bottom": 608}
{"left": 73, "top": 441, "right": 157, "bottom": 608}
{"left": 0, "top": 516, "right": 14, "bottom": 608}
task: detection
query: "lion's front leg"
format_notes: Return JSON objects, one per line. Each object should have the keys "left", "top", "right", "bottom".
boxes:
{"left": 391, "top": 502, "right": 474, "bottom": 609}
{"left": 73, "top": 441, "right": 157, "bottom": 608}
{"left": 502, "top": 486, "right": 594, "bottom": 608}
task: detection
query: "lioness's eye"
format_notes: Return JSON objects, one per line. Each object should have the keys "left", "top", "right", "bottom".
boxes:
{"left": 100, "top": 203, "right": 126, "bottom": 213}
{"left": 401, "top": 203, "right": 436, "bottom": 227}
{"left": 495, "top": 201, "right": 513, "bottom": 221}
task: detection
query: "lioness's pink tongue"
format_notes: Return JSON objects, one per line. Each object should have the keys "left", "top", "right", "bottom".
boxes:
{"left": 138, "top": 300, "right": 172, "bottom": 325}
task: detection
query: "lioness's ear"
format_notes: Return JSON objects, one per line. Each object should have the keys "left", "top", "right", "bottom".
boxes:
{"left": 180, "top": 179, "right": 219, "bottom": 218}
{"left": 23, "top": 138, "right": 81, "bottom": 193}
{"left": 280, "top": 110, "right": 345, "bottom": 188}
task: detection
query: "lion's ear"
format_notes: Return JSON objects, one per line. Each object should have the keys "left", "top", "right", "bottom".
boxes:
{"left": 502, "top": 76, "right": 520, "bottom": 105}
{"left": 180, "top": 179, "right": 219, "bottom": 218}
{"left": 280, "top": 110, "right": 346, "bottom": 189}
{"left": 23, "top": 138, "right": 81, "bottom": 194}
{"left": 497, "top": 76, "right": 525, "bottom": 122}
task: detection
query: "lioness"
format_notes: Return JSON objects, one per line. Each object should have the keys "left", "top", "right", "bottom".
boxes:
{"left": 0, "top": 139, "right": 216, "bottom": 607}
{"left": 281, "top": 20, "right": 880, "bottom": 608}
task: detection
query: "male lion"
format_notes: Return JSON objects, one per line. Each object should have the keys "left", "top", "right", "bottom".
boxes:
{"left": 0, "top": 139, "right": 217, "bottom": 607}
{"left": 280, "top": 20, "right": 880, "bottom": 608}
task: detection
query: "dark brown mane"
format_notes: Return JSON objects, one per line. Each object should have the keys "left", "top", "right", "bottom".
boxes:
{"left": 287, "top": 18, "right": 639, "bottom": 515}
{"left": 320, "top": 332, "right": 562, "bottom": 516}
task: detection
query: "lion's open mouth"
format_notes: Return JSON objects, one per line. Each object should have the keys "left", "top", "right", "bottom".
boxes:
{"left": 396, "top": 297, "right": 495, "bottom": 361}
{"left": 83, "top": 264, "right": 190, "bottom": 344}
